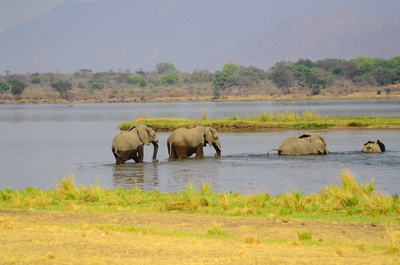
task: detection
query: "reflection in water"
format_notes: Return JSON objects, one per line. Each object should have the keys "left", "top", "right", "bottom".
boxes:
{"left": 112, "top": 163, "right": 160, "bottom": 189}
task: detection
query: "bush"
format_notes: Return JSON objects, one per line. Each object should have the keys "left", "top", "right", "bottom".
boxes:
{"left": 161, "top": 73, "right": 183, "bottom": 85}
{"left": 127, "top": 74, "right": 147, "bottom": 87}
{"left": 8, "top": 78, "right": 27, "bottom": 96}
{"left": 0, "top": 81, "right": 10, "bottom": 93}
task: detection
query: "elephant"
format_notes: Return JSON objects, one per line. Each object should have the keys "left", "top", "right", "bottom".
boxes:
{"left": 112, "top": 124, "right": 159, "bottom": 165}
{"left": 267, "top": 132, "right": 329, "bottom": 156}
{"left": 167, "top": 126, "right": 223, "bottom": 159}
{"left": 362, "top": 139, "right": 385, "bottom": 153}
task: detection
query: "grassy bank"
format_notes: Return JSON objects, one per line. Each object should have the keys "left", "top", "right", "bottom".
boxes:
{"left": 1, "top": 169, "right": 399, "bottom": 225}
{"left": 119, "top": 110, "right": 400, "bottom": 131}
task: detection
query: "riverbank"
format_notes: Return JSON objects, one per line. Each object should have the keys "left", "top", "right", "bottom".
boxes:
{"left": 1, "top": 170, "right": 399, "bottom": 263}
{"left": 119, "top": 111, "right": 400, "bottom": 131}
{"left": 1, "top": 89, "right": 399, "bottom": 105}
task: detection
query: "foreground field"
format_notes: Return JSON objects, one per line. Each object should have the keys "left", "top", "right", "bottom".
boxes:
{"left": 1, "top": 170, "right": 399, "bottom": 264}
{"left": 1, "top": 209, "right": 400, "bottom": 264}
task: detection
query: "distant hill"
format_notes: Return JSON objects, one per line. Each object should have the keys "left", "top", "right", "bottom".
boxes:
{"left": 0, "top": 0, "right": 399, "bottom": 74}
{"left": 226, "top": 10, "right": 400, "bottom": 69}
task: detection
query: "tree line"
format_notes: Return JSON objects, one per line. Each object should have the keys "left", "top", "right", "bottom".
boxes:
{"left": 0, "top": 56, "right": 399, "bottom": 101}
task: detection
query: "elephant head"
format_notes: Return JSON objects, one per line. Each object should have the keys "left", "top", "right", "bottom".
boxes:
{"left": 129, "top": 124, "right": 159, "bottom": 160}
{"left": 298, "top": 132, "right": 329, "bottom": 154}
{"left": 204, "top": 127, "right": 223, "bottom": 157}
{"left": 362, "top": 139, "right": 385, "bottom": 153}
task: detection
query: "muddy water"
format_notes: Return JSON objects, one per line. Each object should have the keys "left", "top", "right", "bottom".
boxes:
{"left": 1, "top": 100, "right": 399, "bottom": 195}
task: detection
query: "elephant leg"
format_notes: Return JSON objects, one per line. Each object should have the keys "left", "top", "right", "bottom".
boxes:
{"left": 113, "top": 150, "right": 126, "bottom": 165}
{"left": 115, "top": 157, "right": 126, "bottom": 165}
{"left": 195, "top": 145, "right": 204, "bottom": 158}
{"left": 136, "top": 146, "right": 144, "bottom": 163}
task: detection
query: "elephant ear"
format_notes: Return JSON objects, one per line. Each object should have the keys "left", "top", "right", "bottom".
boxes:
{"left": 204, "top": 127, "right": 213, "bottom": 147}
{"left": 364, "top": 140, "right": 375, "bottom": 146}
{"left": 310, "top": 133, "right": 327, "bottom": 154}
{"left": 377, "top": 139, "right": 385, "bottom": 151}
{"left": 137, "top": 124, "right": 150, "bottom": 145}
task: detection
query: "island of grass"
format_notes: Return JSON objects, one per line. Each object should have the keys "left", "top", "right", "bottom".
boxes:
{"left": 119, "top": 110, "right": 400, "bottom": 131}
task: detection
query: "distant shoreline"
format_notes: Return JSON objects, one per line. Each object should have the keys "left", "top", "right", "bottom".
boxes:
{"left": 1, "top": 91, "right": 399, "bottom": 105}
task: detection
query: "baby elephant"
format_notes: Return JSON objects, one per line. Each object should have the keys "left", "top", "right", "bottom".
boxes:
{"left": 362, "top": 139, "right": 385, "bottom": 153}
{"left": 268, "top": 132, "right": 329, "bottom": 156}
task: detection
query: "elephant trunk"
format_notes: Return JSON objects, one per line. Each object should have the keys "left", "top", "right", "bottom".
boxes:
{"left": 152, "top": 141, "right": 159, "bottom": 160}
{"left": 213, "top": 140, "right": 223, "bottom": 157}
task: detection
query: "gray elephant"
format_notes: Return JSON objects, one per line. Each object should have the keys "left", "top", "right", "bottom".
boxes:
{"left": 267, "top": 132, "right": 329, "bottom": 156}
{"left": 167, "top": 126, "right": 223, "bottom": 159}
{"left": 362, "top": 139, "right": 385, "bottom": 153}
{"left": 112, "top": 124, "right": 159, "bottom": 165}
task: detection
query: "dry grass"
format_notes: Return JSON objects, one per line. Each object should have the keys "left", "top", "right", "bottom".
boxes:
{"left": 1, "top": 210, "right": 400, "bottom": 264}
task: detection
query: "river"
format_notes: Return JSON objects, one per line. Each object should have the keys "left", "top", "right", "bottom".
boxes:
{"left": 0, "top": 99, "right": 399, "bottom": 196}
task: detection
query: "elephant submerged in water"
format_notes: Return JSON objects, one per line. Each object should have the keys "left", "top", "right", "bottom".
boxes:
{"left": 362, "top": 139, "right": 385, "bottom": 153}
{"left": 167, "top": 126, "right": 223, "bottom": 159}
{"left": 268, "top": 132, "right": 329, "bottom": 156}
{"left": 112, "top": 124, "right": 159, "bottom": 165}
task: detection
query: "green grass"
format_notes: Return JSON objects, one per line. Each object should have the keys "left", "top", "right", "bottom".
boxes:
{"left": 118, "top": 110, "right": 400, "bottom": 131}
{"left": 1, "top": 169, "right": 399, "bottom": 225}
{"left": 297, "top": 230, "right": 313, "bottom": 241}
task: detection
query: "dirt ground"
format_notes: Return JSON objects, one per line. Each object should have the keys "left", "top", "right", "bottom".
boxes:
{"left": 1, "top": 209, "right": 399, "bottom": 264}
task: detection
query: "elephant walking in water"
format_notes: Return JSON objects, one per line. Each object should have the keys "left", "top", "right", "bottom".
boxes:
{"left": 362, "top": 139, "right": 385, "bottom": 153}
{"left": 268, "top": 132, "right": 329, "bottom": 156}
{"left": 167, "top": 126, "right": 223, "bottom": 159}
{"left": 112, "top": 124, "right": 159, "bottom": 165}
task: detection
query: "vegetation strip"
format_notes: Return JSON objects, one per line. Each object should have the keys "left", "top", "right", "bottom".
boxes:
{"left": 119, "top": 110, "right": 400, "bottom": 131}
{"left": 1, "top": 169, "right": 399, "bottom": 225}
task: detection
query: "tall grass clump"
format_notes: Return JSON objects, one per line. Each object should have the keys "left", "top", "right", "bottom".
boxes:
{"left": 207, "top": 221, "right": 227, "bottom": 236}
{"left": 297, "top": 230, "right": 313, "bottom": 241}
{"left": 321, "top": 169, "right": 375, "bottom": 215}
{"left": 201, "top": 111, "right": 209, "bottom": 120}
{"left": 57, "top": 175, "right": 78, "bottom": 200}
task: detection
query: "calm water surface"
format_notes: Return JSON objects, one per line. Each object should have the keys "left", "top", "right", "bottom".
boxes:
{"left": 1, "top": 99, "right": 399, "bottom": 195}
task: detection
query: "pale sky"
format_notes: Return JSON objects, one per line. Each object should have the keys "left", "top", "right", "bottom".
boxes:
{"left": 0, "top": 0, "right": 94, "bottom": 33}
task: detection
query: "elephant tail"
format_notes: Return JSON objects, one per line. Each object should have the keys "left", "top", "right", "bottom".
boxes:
{"left": 267, "top": 149, "right": 280, "bottom": 156}
{"left": 113, "top": 147, "right": 121, "bottom": 158}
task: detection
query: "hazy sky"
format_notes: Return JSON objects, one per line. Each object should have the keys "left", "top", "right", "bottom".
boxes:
{"left": 0, "top": 0, "right": 94, "bottom": 33}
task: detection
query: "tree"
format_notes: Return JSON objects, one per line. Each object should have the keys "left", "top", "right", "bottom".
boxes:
{"left": 292, "top": 65, "right": 311, "bottom": 87}
{"left": 294, "top": 58, "right": 315, "bottom": 68}
{"left": 372, "top": 66, "right": 395, "bottom": 86}
{"left": 0, "top": 81, "right": 10, "bottom": 93}
{"left": 222, "top": 63, "right": 240, "bottom": 77}
{"left": 161, "top": 73, "right": 183, "bottom": 85}
{"left": 212, "top": 71, "right": 234, "bottom": 90}
{"left": 127, "top": 74, "right": 147, "bottom": 87}
{"left": 151, "top": 76, "right": 163, "bottom": 86}
{"left": 31, "top": 77, "right": 41, "bottom": 84}
{"left": 51, "top": 80, "right": 73, "bottom": 99}
{"left": 270, "top": 68, "right": 295, "bottom": 93}
{"left": 331, "top": 66, "right": 343, "bottom": 75}
{"left": 353, "top": 56, "right": 376, "bottom": 76}
{"left": 190, "top": 70, "right": 213, "bottom": 83}
{"left": 156, "top": 62, "right": 176, "bottom": 75}
{"left": 8, "top": 78, "right": 27, "bottom": 96}
{"left": 238, "top": 66, "right": 267, "bottom": 84}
